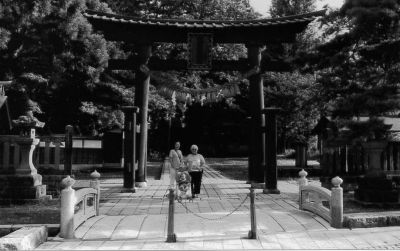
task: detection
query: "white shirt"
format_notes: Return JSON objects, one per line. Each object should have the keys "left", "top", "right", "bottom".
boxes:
{"left": 169, "top": 149, "right": 183, "bottom": 169}
{"left": 186, "top": 154, "right": 205, "bottom": 172}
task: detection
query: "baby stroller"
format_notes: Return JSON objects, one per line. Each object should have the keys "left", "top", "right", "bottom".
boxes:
{"left": 176, "top": 166, "right": 192, "bottom": 200}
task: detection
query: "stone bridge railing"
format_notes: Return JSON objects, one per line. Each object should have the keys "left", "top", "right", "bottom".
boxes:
{"left": 59, "top": 170, "right": 101, "bottom": 239}
{"left": 298, "top": 169, "right": 343, "bottom": 228}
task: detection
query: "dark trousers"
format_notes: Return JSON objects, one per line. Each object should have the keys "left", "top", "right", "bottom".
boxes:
{"left": 189, "top": 170, "right": 203, "bottom": 195}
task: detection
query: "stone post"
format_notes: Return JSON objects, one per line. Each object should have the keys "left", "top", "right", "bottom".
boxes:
{"left": 295, "top": 142, "right": 307, "bottom": 168}
{"left": 166, "top": 188, "right": 176, "bottom": 242}
{"left": 330, "top": 176, "right": 343, "bottom": 228}
{"left": 64, "top": 125, "right": 73, "bottom": 175}
{"left": 298, "top": 169, "right": 308, "bottom": 207}
{"left": 60, "top": 176, "right": 76, "bottom": 239}
{"left": 248, "top": 187, "right": 257, "bottom": 239}
{"left": 90, "top": 170, "right": 101, "bottom": 216}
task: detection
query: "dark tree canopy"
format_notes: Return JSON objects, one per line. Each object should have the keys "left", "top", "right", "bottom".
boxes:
{"left": 310, "top": 0, "right": 400, "bottom": 141}
{"left": 262, "top": 0, "right": 319, "bottom": 150}
{"left": 270, "top": 0, "right": 316, "bottom": 17}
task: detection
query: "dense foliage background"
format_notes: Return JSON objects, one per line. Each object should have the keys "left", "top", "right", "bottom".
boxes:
{"left": 1, "top": 0, "right": 399, "bottom": 157}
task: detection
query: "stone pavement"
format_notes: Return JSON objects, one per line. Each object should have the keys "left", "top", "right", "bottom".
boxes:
{"left": 36, "top": 164, "right": 400, "bottom": 250}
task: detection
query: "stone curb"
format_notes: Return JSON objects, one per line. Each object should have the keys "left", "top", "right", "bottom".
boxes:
{"left": 0, "top": 226, "right": 48, "bottom": 250}
{"left": 0, "top": 224, "right": 59, "bottom": 238}
{"left": 344, "top": 212, "right": 400, "bottom": 228}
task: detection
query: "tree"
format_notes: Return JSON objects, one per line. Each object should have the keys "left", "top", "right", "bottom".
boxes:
{"left": 270, "top": 0, "right": 316, "bottom": 17}
{"left": 310, "top": 0, "right": 400, "bottom": 141}
{"left": 263, "top": 0, "right": 319, "bottom": 152}
{"left": 264, "top": 72, "right": 320, "bottom": 149}
{"left": 0, "top": 0, "right": 141, "bottom": 134}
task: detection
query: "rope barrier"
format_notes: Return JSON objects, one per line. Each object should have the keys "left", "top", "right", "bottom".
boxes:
{"left": 176, "top": 194, "right": 250, "bottom": 221}
{"left": 165, "top": 187, "right": 257, "bottom": 241}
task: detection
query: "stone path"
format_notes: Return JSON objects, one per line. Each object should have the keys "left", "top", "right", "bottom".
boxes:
{"left": 36, "top": 164, "right": 400, "bottom": 250}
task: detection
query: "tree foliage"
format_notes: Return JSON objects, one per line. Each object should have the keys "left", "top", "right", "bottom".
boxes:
{"left": 264, "top": 0, "right": 319, "bottom": 149}
{"left": 0, "top": 0, "right": 119, "bottom": 134}
{"left": 310, "top": 0, "right": 400, "bottom": 141}
{"left": 264, "top": 72, "right": 320, "bottom": 145}
{"left": 270, "top": 0, "right": 316, "bottom": 17}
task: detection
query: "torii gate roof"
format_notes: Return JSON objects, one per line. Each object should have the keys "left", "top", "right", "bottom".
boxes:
{"left": 84, "top": 10, "right": 325, "bottom": 44}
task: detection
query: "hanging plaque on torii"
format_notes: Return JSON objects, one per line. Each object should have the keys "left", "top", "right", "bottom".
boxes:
{"left": 187, "top": 33, "right": 213, "bottom": 70}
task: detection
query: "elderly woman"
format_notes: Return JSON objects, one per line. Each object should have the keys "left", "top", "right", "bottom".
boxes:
{"left": 186, "top": 144, "right": 206, "bottom": 198}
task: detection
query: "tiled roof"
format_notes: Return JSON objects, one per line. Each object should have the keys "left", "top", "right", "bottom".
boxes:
{"left": 84, "top": 9, "right": 326, "bottom": 29}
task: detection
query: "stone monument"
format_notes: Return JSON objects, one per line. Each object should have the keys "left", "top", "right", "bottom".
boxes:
{"left": 355, "top": 140, "right": 399, "bottom": 204}
{"left": 0, "top": 122, "right": 49, "bottom": 203}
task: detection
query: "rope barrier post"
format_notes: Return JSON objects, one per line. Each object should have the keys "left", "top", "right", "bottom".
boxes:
{"left": 60, "top": 176, "right": 76, "bottom": 239}
{"left": 166, "top": 188, "right": 177, "bottom": 243}
{"left": 90, "top": 170, "right": 101, "bottom": 216}
{"left": 298, "top": 169, "right": 308, "bottom": 209}
{"left": 331, "top": 176, "right": 343, "bottom": 228}
{"left": 248, "top": 187, "right": 257, "bottom": 239}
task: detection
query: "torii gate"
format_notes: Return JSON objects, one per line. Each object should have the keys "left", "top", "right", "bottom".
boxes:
{"left": 84, "top": 10, "right": 324, "bottom": 190}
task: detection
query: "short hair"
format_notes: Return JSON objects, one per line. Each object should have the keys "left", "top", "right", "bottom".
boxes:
{"left": 190, "top": 144, "right": 198, "bottom": 150}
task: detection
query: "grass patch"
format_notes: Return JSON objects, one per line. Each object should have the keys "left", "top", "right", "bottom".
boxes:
{"left": 0, "top": 162, "right": 163, "bottom": 225}
{"left": 0, "top": 200, "right": 60, "bottom": 225}
{"left": 208, "top": 158, "right": 400, "bottom": 215}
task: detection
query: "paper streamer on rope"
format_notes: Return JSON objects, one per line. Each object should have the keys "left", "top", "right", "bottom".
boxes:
{"left": 171, "top": 91, "right": 176, "bottom": 106}
{"left": 200, "top": 95, "right": 206, "bottom": 106}
{"left": 157, "top": 81, "right": 241, "bottom": 105}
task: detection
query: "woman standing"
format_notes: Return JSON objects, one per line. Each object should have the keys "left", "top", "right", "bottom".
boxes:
{"left": 186, "top": 144, "right": 206, "bottom": 198}
{"left": 168, "top": 141, "right": 183, "bottom": 188}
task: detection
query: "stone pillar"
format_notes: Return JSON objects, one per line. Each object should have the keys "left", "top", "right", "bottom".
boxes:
{"left": 122, "top": 106, "right": 139, "bottom": 191}
{"left": 64, "top": 125, "right": 73, "bottom": 175}
{"left": 330, "top": 176, "right": 343, "bottom": 228}
{"left": 298, "top": 169, "right": 308, "bottom": 205}
{"left": 263, "top": 107, "right": 280, "bottom": 194}
{"left": 361, "top": 141, "right": 388, "bottom": 177}
{"left": 134, "top": 44, "right": 152, "bottom": 188}
{"left": 15, "top": 136, "right": 39, "bottom": 176}
{"left": 90, "top": 170, "right": 101, "bottom": 216}
{"left": 355, "top": 140, "right": 397, "bottom": 203}
{"left": 248, "top": 187, "right": 257, "bottom": 239}
{"left": 246, "top": 44, "right": 265, "bottom": 184}
{"left": 295, "top": 142, "right": 307, "bottom": 169}
{"left": 60, "top": 176, "right": 75, "bottom": 239}
{"left": 0, "top": 133, "right": 49, "bottom": 202}
{"left": 166, "top": 188, "right": 176, "bottom": 242}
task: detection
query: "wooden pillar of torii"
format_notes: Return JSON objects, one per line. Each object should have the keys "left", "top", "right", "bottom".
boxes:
{"left": 134, "top": 44, "right": 152, "bottom": 187}
{"left": 247, "top": 44, "right": 266, "bottom": 185}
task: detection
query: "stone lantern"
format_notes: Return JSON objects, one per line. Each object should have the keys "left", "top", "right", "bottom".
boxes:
{"left": 0, "top": 110, "right": 49, "bottom": 202}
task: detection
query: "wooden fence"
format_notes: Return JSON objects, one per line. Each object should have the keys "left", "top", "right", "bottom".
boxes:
{"left": 320, "top": 141, "right": 400, "bottom": 178}
{"left": 0, "top": 135, "right": 21, "bottom": 171}
{"left": 35, "top": 135, "right": 103, "bottom": 171}
{"left": 0, "top": 134, "right": 104, "bottom": 173}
